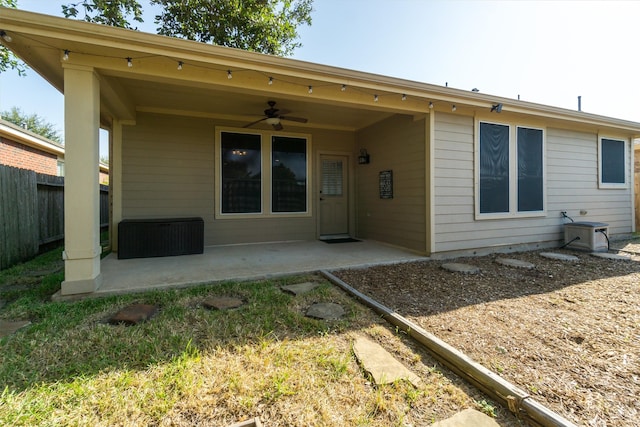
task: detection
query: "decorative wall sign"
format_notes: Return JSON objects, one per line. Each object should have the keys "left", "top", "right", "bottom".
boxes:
{"left": 379, "top": 170, "right": 393, "bottom": 199}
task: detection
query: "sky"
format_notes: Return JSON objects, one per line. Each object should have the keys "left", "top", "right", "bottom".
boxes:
{"left": 1, "top": 0, "right": 640, "bottom": 158}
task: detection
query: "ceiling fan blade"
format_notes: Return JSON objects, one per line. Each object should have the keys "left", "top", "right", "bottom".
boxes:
{"left": 243, "top": 117, "right": 267, "bottom": 128}
{"left": 279, "top": 115, "right": 308, "bottom": 123}
{"left": 272, "top": 122, "right": 284, "bottom": 131}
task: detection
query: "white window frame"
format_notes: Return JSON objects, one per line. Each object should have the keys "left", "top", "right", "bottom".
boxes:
{"left": 475, "top": 120, "right": 546, "bottom": 219}
{"left": 215, "top": 127, "right": 312, "bottom": 219}
{"left": 598, "top": 136, "right": 628, "bottom": 189}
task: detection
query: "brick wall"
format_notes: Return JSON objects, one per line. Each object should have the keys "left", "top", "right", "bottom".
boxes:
{"left": 0, "top": 137, "right": 58, "bottom": 175}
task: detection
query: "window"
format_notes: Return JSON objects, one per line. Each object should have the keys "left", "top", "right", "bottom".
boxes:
{"left": 272, "top": 136, "right": 307, "bottom": 213}
{"left": 599, "top": 137, "right": 626, "bottom": 187}
{"left": 479, "top": 122, "right": 510, "bottom": 213}
{"left": 478, "top": 122, "right": 544, "bottom": 217}
{"left": 217, "top": 129, "right": 310, "bottom": 217}
{"left": 321, "top": 159, "right": 343, "bottom": 196}
{"left": 517, "top": 127, "right": 543, "bottom": 212}
{"left": 221, "top": 132, "right": 262, "bottom": 213}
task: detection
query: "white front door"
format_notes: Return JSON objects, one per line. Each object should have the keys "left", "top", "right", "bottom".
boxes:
{"left": 319, "top": 155, "right": 349, "bottom": 236}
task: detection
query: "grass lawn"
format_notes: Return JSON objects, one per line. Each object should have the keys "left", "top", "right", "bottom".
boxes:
{"left": 0, "top": 248, "right": 513, "bottom": 426}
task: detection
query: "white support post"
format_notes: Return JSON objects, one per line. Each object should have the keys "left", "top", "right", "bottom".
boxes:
{"left": 61, "top": 65, "right": 102, "bottom": 295}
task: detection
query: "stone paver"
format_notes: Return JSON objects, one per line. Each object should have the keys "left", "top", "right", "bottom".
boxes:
{"left": 202, "top": 296, "right": 244, "bottom": 310}
{"left": 432, "top": 408, "right": 500, "bottom": 427}
{"left": 0, "top": 319, "right": 31, "bottom": 338}
{"left": 305, "top": 302, "right": 345, "bottom": 320}
{"left": 591, "top": 252, "right": 632, "bottom": 261}
{"left": 353, "top": 336, "right": 421, "bottom": 386}
{"left": 495, "top": 258, "right": 535, "bottom": 269}
{"left": 442, "top": 263, "right": 480, "bottom": 274}
{"left": 108, "top": 303, "right": 158, "bottom": 325}
{"left": 540, "top": 252, "right": 579, "bottom": 262}
{"left": 281, "top": 282, "right": 320, "bottom": 296}
{"left": 227, "top": 417, "right": 262, "bottom": 427}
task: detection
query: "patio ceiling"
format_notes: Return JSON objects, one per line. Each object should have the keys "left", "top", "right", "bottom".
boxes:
{"left": 105, "top": 75, "right": 397, "bottom": 132}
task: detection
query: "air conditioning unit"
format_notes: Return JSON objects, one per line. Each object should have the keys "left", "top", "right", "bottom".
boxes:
{"left": 563, "top": 221, "right": 609, "bottom": 252}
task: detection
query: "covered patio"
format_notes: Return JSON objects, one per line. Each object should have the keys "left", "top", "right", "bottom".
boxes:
{"left": 94, "top": 239, "right": 426, "bottom": 296}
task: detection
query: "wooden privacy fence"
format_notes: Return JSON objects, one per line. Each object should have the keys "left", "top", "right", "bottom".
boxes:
{"left": 0, "top": 165, "right": 109, "bottom": 270}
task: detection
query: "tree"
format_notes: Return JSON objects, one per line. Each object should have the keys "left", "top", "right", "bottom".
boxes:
{"left": 0, "top": 0, "right": 27, "bottom": 76}
{"left": 61, "top": 0, "right": 313, "bottom": 56}
{"left": 152, "top": 0, "right": 313, "bottom": 56}
{"left": 1, "top": 107, "right": 63, "bottom": 144}
{"left": 61, "top": 0, "right": 143, "bottom": 29}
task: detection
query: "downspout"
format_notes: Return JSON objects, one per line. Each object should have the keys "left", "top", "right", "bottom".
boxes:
{"left": 321, "top": 270, "right": 579, "bottom": 427}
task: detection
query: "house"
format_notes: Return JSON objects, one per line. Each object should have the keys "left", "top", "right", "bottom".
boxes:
{"left": 0, "top": 117, "right": 110, "bottom": 183}
{"left": 2, "top": 8, "right": 639, "bottom": 296}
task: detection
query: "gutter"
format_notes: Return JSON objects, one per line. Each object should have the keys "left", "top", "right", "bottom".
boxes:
{"left": 320, "top": 270, "right": 579, "bottom": 427}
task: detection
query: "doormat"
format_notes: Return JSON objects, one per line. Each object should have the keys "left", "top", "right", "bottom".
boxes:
{"left": 323, "top": 238, "right": 360, "bottom": 244}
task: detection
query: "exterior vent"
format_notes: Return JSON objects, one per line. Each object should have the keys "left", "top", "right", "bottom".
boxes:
{"left": 118, "top": 217, "right": 204, "bottom": 259}
{"left": 563, "top": 221, "right": 609, "bottom": 252}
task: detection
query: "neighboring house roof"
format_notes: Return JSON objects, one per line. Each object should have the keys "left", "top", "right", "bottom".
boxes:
{"left": 0, "top": 117, "right": 64, "bottom": 156}
{"left": 1, "top": 7, "right": 639, "bottom": 138}
{"left": 0, "top": 117, "right": 109, "bottom": 174}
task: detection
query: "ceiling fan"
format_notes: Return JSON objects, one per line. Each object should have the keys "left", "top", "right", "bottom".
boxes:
{"left": 243, "top": 100, "right": 308, "bottom": 131}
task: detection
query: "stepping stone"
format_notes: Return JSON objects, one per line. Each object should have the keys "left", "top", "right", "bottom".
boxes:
{"left": 108, "top": 303, "right": 158, "bottom": 325}
{"left": 441, "top": 263, "right": 480, "bottom": 274}
{"left": 202, "top": 296, "right": 244, "bottom": 310}
{"left": 306, "top": 302, "right": 344, "bottom": 320}
{"left": 281, "top": 282, "right": 320, "bottom": 296}
{"left": 432, "top": 408, "right": 500, "bottom": 427}
{"left": 227, "top": 417, "right": 263, "bottom": 427}
{"left": 540, "top": 252, "right": 579, "bottom": 262}
{"left": 591, "top": 252, "right": 632, "bottom": 261}
{"left": 353, "top": 336, "right": 421, "bottom": 386}
{"left": 495, "top": 258, "right": 535, "bottom": 269}
{"left": 0, "top": 319, "right": 31, "bottom": 338}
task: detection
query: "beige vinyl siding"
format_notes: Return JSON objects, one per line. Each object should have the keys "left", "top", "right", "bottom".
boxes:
{"left": 355, "top": 114, "right": 426, "bottom": 252}
{"left": 546, "top": 128, "right": 631, "bottom": 235}
{"left": 122, "top": 112, "right": 355, "bottom": 246}
{"left": 122, "top": 114, "right": 215, "bottom": 223}
{"left": 433, "top": 112, "right": 632, "bottom": 254}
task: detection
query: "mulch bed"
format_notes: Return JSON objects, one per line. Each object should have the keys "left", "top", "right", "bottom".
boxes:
{"left": 334, "top": 241, "right": 640, "bottom": 427}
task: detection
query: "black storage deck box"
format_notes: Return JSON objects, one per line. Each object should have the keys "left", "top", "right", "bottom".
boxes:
{"left": 118, "top": 217, "right": 204, "bottom": 259}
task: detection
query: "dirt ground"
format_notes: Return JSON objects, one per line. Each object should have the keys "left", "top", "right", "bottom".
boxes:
{"left": 334, "top": 239, "right": 640, "bottom": 427}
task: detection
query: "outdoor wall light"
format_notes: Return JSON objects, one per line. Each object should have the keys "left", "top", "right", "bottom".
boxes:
{"left": 0, "top": 30, "right": 12, "bottom": 43}
{"left": 491, "top": 103, "right": 503, "bottom": 113}
{"left": 358, "top": 148, "right": 370, "bottom": 165}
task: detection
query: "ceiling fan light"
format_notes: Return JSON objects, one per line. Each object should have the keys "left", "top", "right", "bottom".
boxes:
{"left": 265, "top": 117, "right": 280, "bottom": 125}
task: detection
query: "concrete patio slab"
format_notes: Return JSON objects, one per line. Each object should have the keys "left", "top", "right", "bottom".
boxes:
{"left": 94, "top": 240, "right": 426, "bottom": 297}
